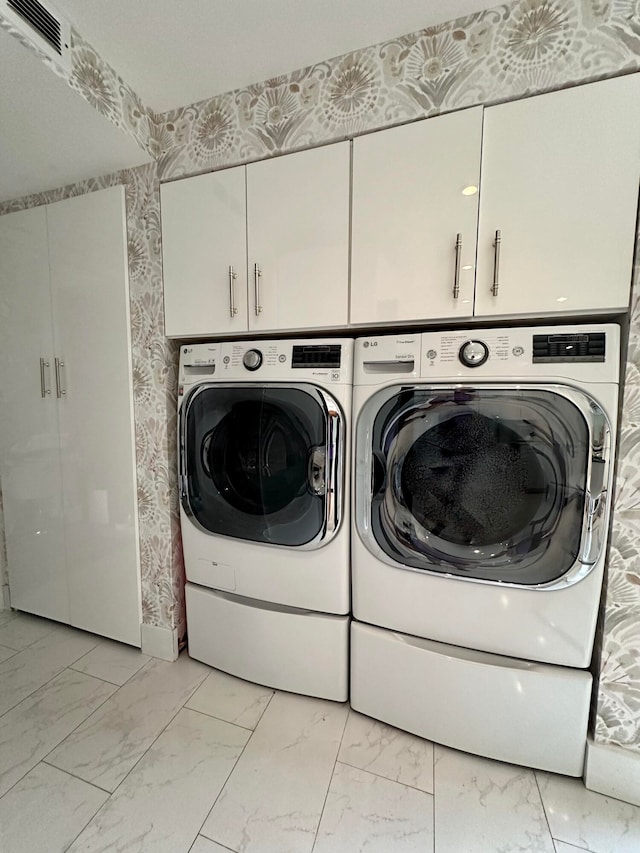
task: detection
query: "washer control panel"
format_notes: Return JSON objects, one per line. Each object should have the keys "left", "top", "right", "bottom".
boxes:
{"left": 459, "top": 340, "right": 489, "bottom": 367}
{"left": 242, "top": 348, "right": 263, "bottom": 371}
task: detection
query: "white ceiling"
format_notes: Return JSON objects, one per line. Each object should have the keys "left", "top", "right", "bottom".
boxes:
{"left": 0, "top": 27, "right": 152, "bottom": 204}
{"left": 53, "top": 0, "right": 498, "bottom": 114}
{"left": 1, "top": 0, "right": 498, "bottom": 203}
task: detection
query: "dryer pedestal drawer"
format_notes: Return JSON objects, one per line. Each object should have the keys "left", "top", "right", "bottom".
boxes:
{"left": 186, "top": 583, "right": 349, "bottom": 701}
{"left": 351, "top": 621, "right": 591, "bottom": 776}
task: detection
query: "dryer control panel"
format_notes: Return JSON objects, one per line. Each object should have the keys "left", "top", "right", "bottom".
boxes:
{"left": 179, "top": 337, "right": 354, "bottom": 389}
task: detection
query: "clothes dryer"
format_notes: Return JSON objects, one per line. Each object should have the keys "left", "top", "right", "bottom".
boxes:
{"left": 179, "top": 338, "right": 353, "bottom": 700}
{"left": 351, "top": 324, "right": 620, "bottom": 775}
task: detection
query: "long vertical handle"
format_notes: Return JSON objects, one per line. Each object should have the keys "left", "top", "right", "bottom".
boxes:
{"left": 491, "top": 229, "right": 502, "bottom": 297}
{"left": 453, "top": 233, "right": 462, "bottom": 299}
{"left": 40, "top": 358, "right": 51, "bottom": 397}
{"left": 254, "top": 263, "right": 263, "bottom": 316}
{"left": 228, "top": 265, "right": 238, "bottom": 318}
{"left": 54, "top": 357, "right": 66, "bottom": 398}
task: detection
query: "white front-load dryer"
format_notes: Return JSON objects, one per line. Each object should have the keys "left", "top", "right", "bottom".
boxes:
{"left": 179, "top": 338, "right": 353, "bottom": 701}
{"left": 351, "top": 324, "right": 620, "bottom": 775}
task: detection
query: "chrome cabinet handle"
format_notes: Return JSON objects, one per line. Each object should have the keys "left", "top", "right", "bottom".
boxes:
{"left": 453, "top": 233, "right": 462, "bottom": 299}
{"left": 40, "top": 358, "right": 51, "bottom": 397}
{"left": 54, "top": 357, "right": 66, "bottom": 398}
{"left": 254, "top": 263, "right": 263, "bottom": 316}
{"left": 228, "top": 265, "right": 238, "bottom": 318}
{"left": 491, "top": 229, "right": 501, "bottom": 297}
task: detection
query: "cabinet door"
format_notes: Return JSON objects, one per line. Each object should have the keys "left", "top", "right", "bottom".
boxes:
{"left": 475, "top": 74, "right": 640, "bottom": 317}
{"left": 351, "top": 108, "right": 482, "bottom": 325}
{"left": 247, "top": 143, "right": 350, "bottom": 332}
{"left": 0, "top": 207, "right": 69, "bottom": 621}
{"left": 47, "top": 187, "right": 141, "bottom": 646}
{"left": 161, "top": 167, "right": 248, "bottom": 337}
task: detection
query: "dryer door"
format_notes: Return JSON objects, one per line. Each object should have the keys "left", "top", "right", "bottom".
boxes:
{"left": 180, "top": 383, "right": 344, "bottom": 548}
{"left": 356, "top": 384, "right": 611, "bottom": 586}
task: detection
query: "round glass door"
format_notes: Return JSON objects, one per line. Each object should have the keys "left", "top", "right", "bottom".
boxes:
{"left": 363, "top": 387, "right": 592, "bottom": 584}
{"left": 181, "top": 385, "right": 331, "bottom": 546}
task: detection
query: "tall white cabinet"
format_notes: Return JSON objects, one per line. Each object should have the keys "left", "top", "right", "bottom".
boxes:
{"left": 0, "top": 186, "right": 141, "bottom": 646}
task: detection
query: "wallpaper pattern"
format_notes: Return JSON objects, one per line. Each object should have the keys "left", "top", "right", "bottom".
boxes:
{"left": 154, "top": 0, "right": 640, "bottom": 181}
{"left": 1, "top": 0, "right": 640, "bottom": 753}
{"left": 0, "top": 165, "right": 184, "bottom": 636}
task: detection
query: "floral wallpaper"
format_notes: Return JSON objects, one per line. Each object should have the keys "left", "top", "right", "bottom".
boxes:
{"left": 1, "top": 0, "right": 640, "bottom": 755}
{"left": 0, "top": 164, "right": 185, "bottom": 638}
{"left": 153, "top": 0, "right": 640, "bottom": 181}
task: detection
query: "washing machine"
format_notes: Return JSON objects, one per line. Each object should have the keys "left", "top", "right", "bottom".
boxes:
{"left": 178, "top": 337, "right": 353, "bottom": 701}
{"left": 351, "top": 323, "right": 620, "bottom": 775}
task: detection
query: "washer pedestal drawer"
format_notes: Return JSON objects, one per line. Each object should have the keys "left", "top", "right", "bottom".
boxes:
{"left": 351, "top": 620, "right": 591, "bottom": 776}
{"left": 186, "top": 582, "right": 349, "bottom": 701}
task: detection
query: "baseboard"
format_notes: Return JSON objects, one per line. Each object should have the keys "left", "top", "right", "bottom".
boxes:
{"left": 585, "top": 739, "right": 640, "bottom": 807}
{"left": 140, "top": 622, "right": 179, "bottom": 662}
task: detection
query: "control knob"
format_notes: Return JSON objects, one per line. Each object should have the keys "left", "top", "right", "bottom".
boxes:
{"left": 242, "top": 348, "right": 263, "bottom": 371}
{"left": 459, "top": 339, "right": 489, "bottom": 368}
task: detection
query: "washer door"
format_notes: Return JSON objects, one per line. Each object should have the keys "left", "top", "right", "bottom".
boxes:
{"left": 180, "top": 383, "right": 343, "bottom": 547}
{"left": 356, "top": 385, "right": 611, "bottom": 586}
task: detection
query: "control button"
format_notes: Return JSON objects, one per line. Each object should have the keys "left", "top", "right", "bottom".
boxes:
{"left": 459, "top": 340, "right": 489, "bottom": 367}
{"left": 242, "top": 349, "right": 263, "bottom": 371}
{"left": 278, "top": 353, "right": 286, "bottom": 363}
{"left": 426, "top": 349, "right": 437, "bottom": 360}
{"left": 512, "top": 345, "right": 524, "bottom": 357}
{"left": 223, "top": 355, "right": 230, "bottom": 364}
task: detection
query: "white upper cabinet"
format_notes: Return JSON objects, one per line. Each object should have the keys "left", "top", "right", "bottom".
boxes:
{"left": 351, "top": 108, "right": 483, "bottom": 325}
{"left": 161, "top": 142, "right": 350, "bottom": 338}
{"left": 161, "top": 166, "right": 248, "bottom": 337}
{"left": 475, "top": 74, "right": 640, "bottom": 317}
{"left": 247, "top": 144, "right": 350, "bottom": 332}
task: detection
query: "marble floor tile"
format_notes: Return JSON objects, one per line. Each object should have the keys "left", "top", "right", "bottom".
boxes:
{"left": 338, "top": 710, "right": 434, "bottom": 794}
{"left": 313, "top": 761, "right": 434, "bottom": 853}
{"left": 0, "top": 608, "right": 17, "bottom": 628}
{"left": 0, "top": 626, "right": 101, "bottom": 716}
{"left": 0, "top": 611, "right": 61, "bottom": 650}
{"left": 185, "top": 668, "right": 273, "bottom": 729}
{"left": 47, "top": 653, "right": 209, "bottom": 792}
{"left": 0, "top": 762, "right": 107, "bottom": 853}
{"left": 434, "top": 746, "right": 555, "bottom": 853}
{"left": 67, "top": 708, "right": 249, "bottom": 853}
{"left": 70, "top": 638, "right": 150, "bottom": 685}
{"left": 0, "top": 643, "right": 17, "bottom": 663}
{"left": 0, "top": 668, "right": 115, "bottom": 797}
{"left": 201, "top": 691, "right": 349, "bottom": 853}
{"left": 538, "top": 771, "right": 640, "bottom": 853}
{"left": 190, "top": 837, "right": 235, "bottom": 853}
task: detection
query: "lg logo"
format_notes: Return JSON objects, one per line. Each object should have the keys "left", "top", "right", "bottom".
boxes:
{"left": 362, "top": 341, "right": 378, "bottom": 348}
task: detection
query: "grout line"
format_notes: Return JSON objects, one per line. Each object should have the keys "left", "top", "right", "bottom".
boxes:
{"left": 183, "top": 704, "right": 260, "bottom": 733}
{"left": 337, "top": 758, "right": 435, "bottom": 797}
{"left": 37, "top": 760, "right": 111, "bottom": 795}
{"left": 309, "top": 703, "right": 351, "bottom": 852}
{"left": 195, "top": 690, "right": 276, "bottom": 848}
{"left": 534, "top": 769, "right": 558, "bottom": 851}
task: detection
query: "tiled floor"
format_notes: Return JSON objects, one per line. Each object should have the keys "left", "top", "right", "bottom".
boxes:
{"left": 1, "top": 609, "right": 639, "bottom": 853}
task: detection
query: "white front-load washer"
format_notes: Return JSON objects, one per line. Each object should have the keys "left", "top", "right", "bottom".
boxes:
{"left": 351, "top": 324, "right": 620, "bottom": 775}
{"left": 179, "top": 337, "right": 353, "bottom": 701}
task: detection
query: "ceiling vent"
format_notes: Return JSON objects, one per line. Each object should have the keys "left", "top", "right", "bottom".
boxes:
{"left": 2, "top": 0, "right": 71, "bottom": 74}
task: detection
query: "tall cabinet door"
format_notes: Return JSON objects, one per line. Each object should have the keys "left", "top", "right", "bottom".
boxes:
{"left": 47, "top": 187, "right": 141, "bottom": 646}
{"left": 161, "top": 167, "right": 248, "bottom": 337}
{"left": 475, "top": 74, "right": 640, "bottom": 317}
{"left": 247, "top": 143, "right": 350, "bottom": 332}
{"left": 0, "top": 207, "right": 69, "bottom": 621}
{"left": 351, "top": 108, "right": 482, "bottom": 325}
